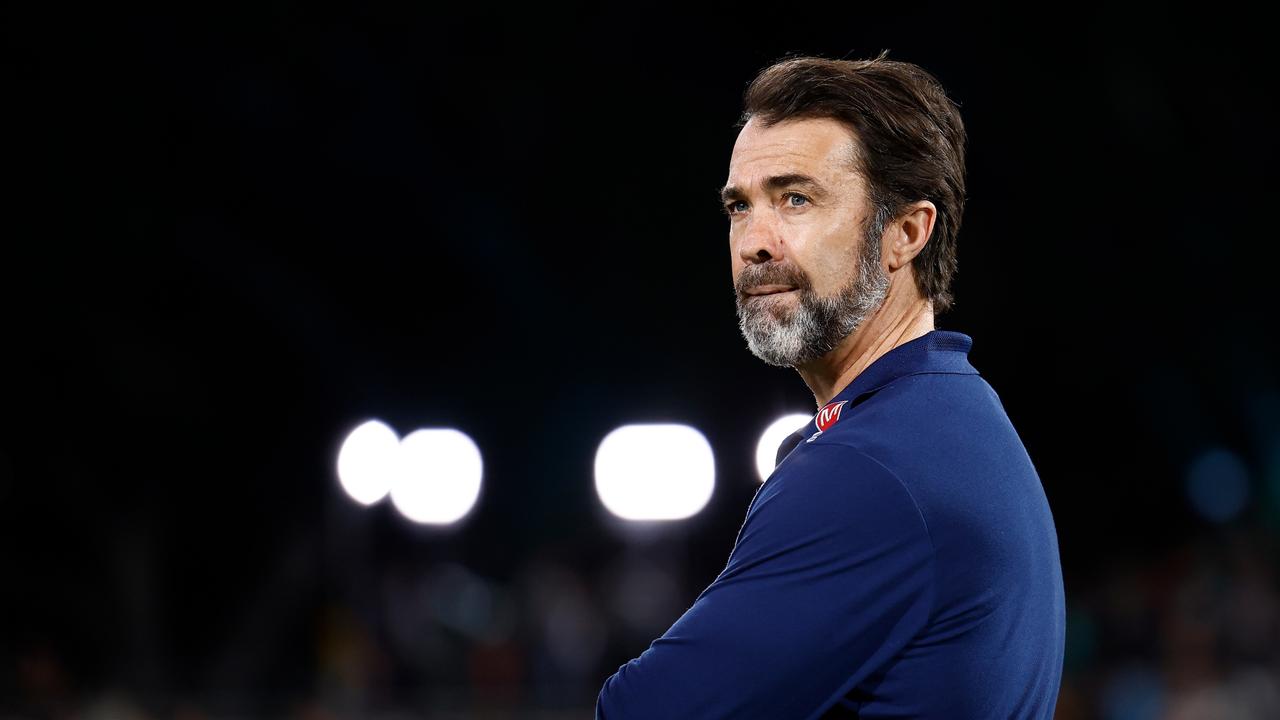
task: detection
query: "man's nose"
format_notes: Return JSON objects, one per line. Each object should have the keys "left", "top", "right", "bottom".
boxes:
{"left": 737, "top": 213, "right": 784, "bottom": 265}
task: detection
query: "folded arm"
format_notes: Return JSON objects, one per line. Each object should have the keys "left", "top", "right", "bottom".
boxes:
{"left": 596, "top": 443, "right": 937, "bottom": 719}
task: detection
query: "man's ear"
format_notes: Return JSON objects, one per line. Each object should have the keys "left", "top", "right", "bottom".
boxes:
{"left": 884, "top": 200, "right": 936, "bottom": 271}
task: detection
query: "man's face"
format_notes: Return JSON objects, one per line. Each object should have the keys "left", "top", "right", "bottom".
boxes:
{"left": 723, "top": 116, "right": 890, "bottom": 367}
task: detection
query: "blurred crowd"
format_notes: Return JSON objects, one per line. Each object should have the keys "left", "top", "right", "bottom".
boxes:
{"left": 7, "top": 521, "right": 1279, "bottom": 719}
{"left": 1056, "top": 527, "right": 1279, "bottom": 720}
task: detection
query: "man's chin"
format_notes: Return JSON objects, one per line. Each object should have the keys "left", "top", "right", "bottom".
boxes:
{"left": 739, "top": 325, "right": 802, "bottom": 366}
{"left": 745, "top": 342, "right": 799, "bottom": 367}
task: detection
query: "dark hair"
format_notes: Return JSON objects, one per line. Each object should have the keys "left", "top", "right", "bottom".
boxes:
{"left": 739, "top": 52, "right": 966, "bottom": 314}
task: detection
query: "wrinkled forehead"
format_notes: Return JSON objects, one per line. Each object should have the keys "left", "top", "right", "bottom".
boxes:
{"left": 727, "top": 116, "right": 861, "bottom": 190}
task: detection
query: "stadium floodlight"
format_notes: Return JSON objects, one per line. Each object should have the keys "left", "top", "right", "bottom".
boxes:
{"left": 337, "top": 419, "right": 400, "bottom": 505}
{"left": 390, "top": 428, "right": 484, "bottom": 525}
{"left": 754, "top": 413, "right": 814, "bottom": 482}
{"left": 594, "top": 424, "right": 715, "bottom": 521}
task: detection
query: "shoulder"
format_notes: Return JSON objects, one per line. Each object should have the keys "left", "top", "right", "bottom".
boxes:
{"left": 817, "top": 370, "right": 1026, "bottom": 481}
{"left": 750, "top": 441, "right": 936, "bottom": 554}
{"left": 766, "top": 440, "right": 910, "bottom": 502}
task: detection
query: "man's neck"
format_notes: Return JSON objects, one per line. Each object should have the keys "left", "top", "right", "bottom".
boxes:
{"left": 797, "top": 294, "right": 936, "bottom": 408}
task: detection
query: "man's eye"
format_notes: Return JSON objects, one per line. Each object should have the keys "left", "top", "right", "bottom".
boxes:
{"left": 784, "top": 193, "right": 810, "bottom": 208}
{"left": 725, "top": 200, "right": 748, "bottom": 215}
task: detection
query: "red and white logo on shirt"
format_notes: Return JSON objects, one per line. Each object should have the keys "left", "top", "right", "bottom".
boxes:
{"left": 814, "top": 400, "right": 848, "bottom": 434}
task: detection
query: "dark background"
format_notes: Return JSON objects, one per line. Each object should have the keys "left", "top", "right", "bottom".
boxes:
{"left": 5, "top": 3, "right": 1278, "bottom": 718}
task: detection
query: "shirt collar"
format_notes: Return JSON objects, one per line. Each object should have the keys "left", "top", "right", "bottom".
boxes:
{"left": 825, "top": 329, "right": 977, "bottom": 409}
{"left": 780, "top": 330, "right": 978, "bottom": 457}
{"left": 770, "top": 330, "right": 977, "bottom": 481}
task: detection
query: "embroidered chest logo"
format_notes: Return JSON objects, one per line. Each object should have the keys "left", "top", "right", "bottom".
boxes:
{"left": 807, "top": 400, "right": 849, "bottom": 442}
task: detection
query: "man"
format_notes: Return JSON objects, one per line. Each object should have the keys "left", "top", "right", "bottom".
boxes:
{"left": 596, "top": 54, "right": 1065, "bottom": 719}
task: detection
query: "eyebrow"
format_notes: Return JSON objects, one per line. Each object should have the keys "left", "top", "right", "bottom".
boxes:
{"left": 719, "top": 173, "right": 828, "bottom": 204}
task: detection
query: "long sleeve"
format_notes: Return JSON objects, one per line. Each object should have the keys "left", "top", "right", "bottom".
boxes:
{"left": 596, "top": 443, "right": 937, "bottom": 719}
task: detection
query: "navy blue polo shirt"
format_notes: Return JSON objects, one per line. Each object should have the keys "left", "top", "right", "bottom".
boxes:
{"left": 596, "top": 330, "right": 1065, "bottom": 719}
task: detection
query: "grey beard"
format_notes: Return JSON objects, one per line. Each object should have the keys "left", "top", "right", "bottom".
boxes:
{"left": 735, "top": 229, "right": 891, "bottom": 368}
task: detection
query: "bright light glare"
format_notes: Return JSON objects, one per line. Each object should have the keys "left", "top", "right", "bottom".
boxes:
{"left": 337, "top": 420, "right": 400, "bottom": 505}
{"left": 390, "top": 429, "right": 483, "bottom": 525}
{"left": 594, "top": 424, "right": 715, "bottom": 521}
{"left": 755, "top": 413, "right": 814, "bottom": 482}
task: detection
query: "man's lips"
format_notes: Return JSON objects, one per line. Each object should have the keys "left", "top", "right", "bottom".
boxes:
{"left": 743, "top": 284, "right": 798, "bottom": 296}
